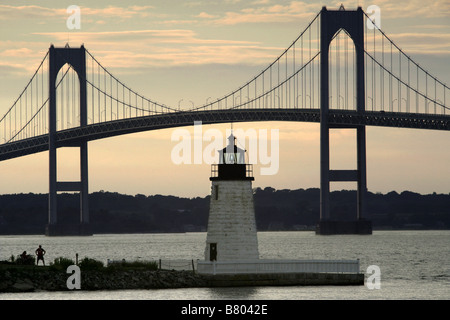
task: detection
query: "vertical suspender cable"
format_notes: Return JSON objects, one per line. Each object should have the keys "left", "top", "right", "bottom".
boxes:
{"left": 425, "top": 72, "right": 428, "bottom": 113}
{"left": 338, "top": 31, "right": 340, "bottom": 109}
{"left": 293, "top": 41, "right": 296, "bottom": 108}
{"left": 309, "top": 26, "right": 312, "bottom": 108}
{"left": 434, "top": 78, "right": 437, "bottom": 114}
{"left": 72, "top": 66, "right": 75, "bottom": 127}
{"left": 92, "top": 57, "right": 95, "bottom": 124}
{"left": 31, "top": 73, "right": 33, "bottom": 135}
{"left": 19, "top": 96, "right": 21, "bottom": 140}
{"left": 35, "top": 70, "right": 38, "bottom": 135}
{"left": 318, "top": 17, "right": 320, "bottom": 107}
{"left": 97, "top": 63, "right": 100, "bottom": 123}
{"left": 128, "top": 88, "right": 131, "bottom": 117}
{"left": 110, "top": 73, "right": 113, "bottom": 120}
{"left": 285, "top": 48, "right": 288, "bottom": 108}
{"left": 344, "top": 31, "right": 349, "bottom": 110}
{"left": 312, "top": 26, "right": 315, "bottom": 109}
{"left": 399, "top": 54, "right": 402, "bottom": 112}
{"left": 407, "top": 59, "right": 410, "bottom": 113}
{"left": 278, "top": 59, "right": 280, "bottom": 108}
{"left": 301, "top": 36, "right": 304, "bottom": 108}
{"left": 270, "top": 64, "right": 272, "bottom": 108}
{"left": 372, "top": 26, "right": 375, "bottom": 111}
{"left": 381, "top": 33, "right": 384, "bottom": 111}
{"left": 365, "top": 23, "right": 367, "bottom": 110}
{"left": 104, "top": 67, "right": 107, "bottom": 121}
{"left": 390, "top": 42, "right": 392, "bottom": 112}
{"left": 416, "top": 65, "right": 419, "bottom": 114}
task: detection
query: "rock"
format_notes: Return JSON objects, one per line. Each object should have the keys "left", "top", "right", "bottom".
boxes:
{"left": 1, "top": 267, "right": 213, "bottom": 292}
{"left": 12, "top": 279, "right": 34, "bottom": 292}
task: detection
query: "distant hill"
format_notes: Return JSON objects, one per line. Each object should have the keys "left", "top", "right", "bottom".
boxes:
{"left": 0, "top": 188, "right": 449, "bottom": 234}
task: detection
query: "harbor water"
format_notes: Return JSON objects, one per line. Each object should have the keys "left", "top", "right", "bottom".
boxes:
{"left": 0, "top": 230, "right": 449, "bottom": 300}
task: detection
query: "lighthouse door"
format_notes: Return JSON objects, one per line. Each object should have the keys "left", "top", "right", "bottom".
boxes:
{"left": 210, "top": 243, "right": 217, "bottom": 261}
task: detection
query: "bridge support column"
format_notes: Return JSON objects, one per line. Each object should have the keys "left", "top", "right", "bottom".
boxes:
{"left": 316, "top": 6, "right": 372, "bottom": 235}
{"left": 45, "top": 143, "right": 91, "bottom": 236}
{"left": 45, "top": 45, "right": 91, "bottom": 236}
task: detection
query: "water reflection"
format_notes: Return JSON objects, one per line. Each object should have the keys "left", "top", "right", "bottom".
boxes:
{"left": 206, "top": 286, "right": 259, "bottom": 300}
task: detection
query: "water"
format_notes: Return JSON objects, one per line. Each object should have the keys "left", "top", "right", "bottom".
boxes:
{"left": 0, "top": 231, "right": 449, "bottom": 300}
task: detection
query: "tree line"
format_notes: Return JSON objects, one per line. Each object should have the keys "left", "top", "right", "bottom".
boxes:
{"left": 0, "top": 188, "right": 448, "bottom": 234}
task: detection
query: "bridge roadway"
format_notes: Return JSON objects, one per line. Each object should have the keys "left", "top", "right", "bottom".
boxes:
{"left": 0, "top": 108, "right": 449, "bottom": 161}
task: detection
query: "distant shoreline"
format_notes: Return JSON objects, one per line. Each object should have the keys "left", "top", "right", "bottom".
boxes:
{"left": 0, "top": 228, "right": 449, "bottom": 237}
{"left": 1, "top": 189, "right": 448, "bottom": 234}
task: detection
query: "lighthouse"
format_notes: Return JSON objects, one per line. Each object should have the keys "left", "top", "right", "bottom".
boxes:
{"left": 204, "top": 132, "right": 259, "bottom": 261}
{"left": 197, "top": 129, "right": 362, "bottom": 282}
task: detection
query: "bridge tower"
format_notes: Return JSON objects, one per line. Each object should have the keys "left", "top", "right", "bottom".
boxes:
{"left": 46, "top": 45, "right": 91, "bottom": 236}
{"left": 317, "top": 7, "right": 372, "bottom": 234}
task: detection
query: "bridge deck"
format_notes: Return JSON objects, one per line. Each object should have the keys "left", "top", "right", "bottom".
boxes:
{"left": 0, "top": 108, "right": 448, "bottom": 161}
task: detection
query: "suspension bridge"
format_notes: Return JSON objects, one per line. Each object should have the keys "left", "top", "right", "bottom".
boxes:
{"left": 1, "top": 6, "right": 448, "bottom": 235}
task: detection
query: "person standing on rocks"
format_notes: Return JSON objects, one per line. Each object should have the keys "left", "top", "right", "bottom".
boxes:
{"left": 35, "top": 245, "right": 46, "bottom": 266}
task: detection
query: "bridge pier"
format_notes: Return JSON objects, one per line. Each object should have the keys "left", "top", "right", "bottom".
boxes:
{"left": 46, "top": 45, "right": 91, "bottom": 236}
{"left": 317, "top": 6, "right": 372, "bottom": 235}
{"left": 46, "top": 142, "right": 91, "bottom": 236}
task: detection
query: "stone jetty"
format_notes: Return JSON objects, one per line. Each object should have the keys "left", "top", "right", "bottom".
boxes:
{"left": 0, "top": 265, "right": 363, "bottom": 293}
{"left": 0, "top": 267, "right": 208, "bottom": 292}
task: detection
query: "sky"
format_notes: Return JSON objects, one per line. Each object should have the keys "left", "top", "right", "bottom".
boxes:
{"left": 0, "top": 0, "right": 449, "bottom": 198}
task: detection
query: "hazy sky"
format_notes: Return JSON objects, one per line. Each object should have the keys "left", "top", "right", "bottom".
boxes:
{"left": 0, "top": 0, "right": 449, "bottom": 198}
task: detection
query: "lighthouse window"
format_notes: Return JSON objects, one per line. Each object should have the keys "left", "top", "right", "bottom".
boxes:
{"left": 227, "top": 153, "right": 236, "bottom": 164}
{"left": 214, "top": 185, "right": 219, "bottom": 200}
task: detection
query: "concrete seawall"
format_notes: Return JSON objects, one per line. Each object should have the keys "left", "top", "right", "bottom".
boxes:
{"left": 203, "top": 272, "right": 364, "bottom": 287}
{"left": 0, "top": 267, "right": 363, "bottom": 293}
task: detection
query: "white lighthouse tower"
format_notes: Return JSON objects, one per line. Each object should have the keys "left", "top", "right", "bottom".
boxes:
{"left": 197, "top": 130, "right": 362, "bottom": 280}
{"left": 204, "top": 132, "right": 259, "bottom": 261}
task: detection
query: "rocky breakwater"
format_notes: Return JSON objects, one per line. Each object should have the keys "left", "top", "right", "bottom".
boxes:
{"left": 0, "top": 266, "right": 210, "bottom": 292}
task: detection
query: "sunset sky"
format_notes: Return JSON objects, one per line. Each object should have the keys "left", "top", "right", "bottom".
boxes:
{"left": 0, "top": 0, "right": 449, "bottom": 198}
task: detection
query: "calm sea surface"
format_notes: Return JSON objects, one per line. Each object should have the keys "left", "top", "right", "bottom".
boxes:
{"left": 0, "top": 230, "right": 448, "bottom": 300}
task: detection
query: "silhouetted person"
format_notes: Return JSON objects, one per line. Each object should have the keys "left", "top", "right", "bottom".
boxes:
{"left": 35, "top": 245, "right": 46, "bottom": 266}
{"left": 20, "top": 251, "right": 27, "bottom": 260}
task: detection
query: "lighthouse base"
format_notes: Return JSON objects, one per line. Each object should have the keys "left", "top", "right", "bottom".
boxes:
{"left": 205, "top": 180, "right": 259, "bottom": 261}
{"left": 197, "top": 259, "right": 363, "bottom": 286}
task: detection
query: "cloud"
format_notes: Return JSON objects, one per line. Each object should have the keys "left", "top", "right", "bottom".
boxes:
{"left": 211, "top": 1, "right": 319, "bottom": 25}
{"left": 1, "top": 48, "right": 34, "bottom": 57}
{"left": 86, "top": 44, "right": 279, "bottom": 69}
{"left": 0, "top": 5, "right": 63, "bottom": 19}
{"left": 0, "top": 4, "right": 155, "bottom": 20}
{"left": 196, "top": 12, "right": 219, "bottom": 19}
{"left": 375, "top": 0, "right": 450, "bottom": 18}
{"left": 380, "top": 33, "right": 450, "bottom": 55}
{"left": 0, "top": 62, "right": 29, "bottom": 76}
{"left": 334, "top": 0, "right": 450, "bottom": 18}
{"left": 29, "top": 29, "right": 279, "bottom": 68}
{"left": 0, "top": 41, "right": 51, "bottom": 74}
{"left": 33, "top": 29, "right": 258, "bottom": 45}
{"left": 252, "top": 0, "right": 272, "bottom": 4}
{"left": 204, "top": 0, "right": 449, "bottom": 27}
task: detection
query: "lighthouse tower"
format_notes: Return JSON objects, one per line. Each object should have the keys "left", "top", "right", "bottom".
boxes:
{"left": 204, "top": 132, "right": 259, "bottom": 261}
